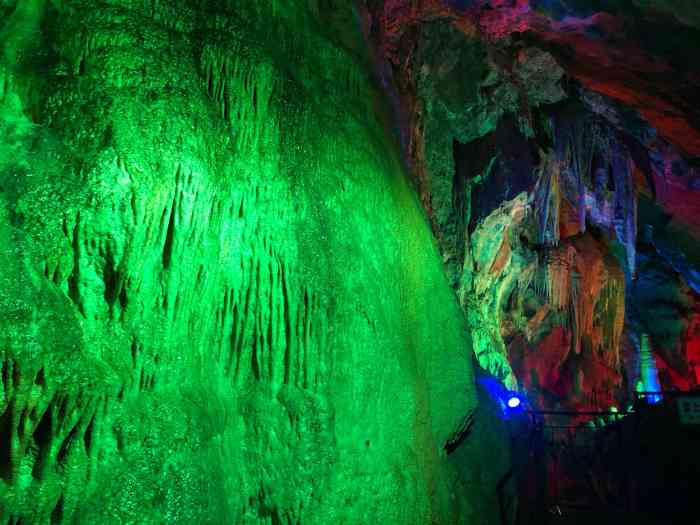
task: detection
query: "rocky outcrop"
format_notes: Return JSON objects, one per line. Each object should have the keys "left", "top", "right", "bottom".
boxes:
{"left": 0, "top": 1, "right": 496, "bottom": 523}
{"left": 364, "top": 0, "right": 700, "bottom": 410}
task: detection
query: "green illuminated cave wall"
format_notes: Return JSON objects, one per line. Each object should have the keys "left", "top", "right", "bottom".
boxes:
{"left": 0, "top": 1, "right": 496, "bottom": 523}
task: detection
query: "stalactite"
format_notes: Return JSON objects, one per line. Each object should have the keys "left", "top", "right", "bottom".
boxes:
{"left": 598, "top": 276, "right": 625, "bottom": 368}
{"left": 553, "top": 113, "right": 598, "bottom": 235}
{"left": 545, "top": 245, "right": 576, "bottom": 311}
{"left": 534, "top": 149, "right": 561, "bottom": 246}
{"left": 612, "top": 146, "right": 638, "bottom": 278}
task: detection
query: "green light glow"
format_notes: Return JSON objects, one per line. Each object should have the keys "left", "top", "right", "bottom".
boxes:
{"left": 0, "top": 1, "right": 497, "bottom": 523}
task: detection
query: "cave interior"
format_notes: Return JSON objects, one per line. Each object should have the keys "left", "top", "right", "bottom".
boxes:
{"left": 1, "top": 1, "right": 700, "bottom": 524}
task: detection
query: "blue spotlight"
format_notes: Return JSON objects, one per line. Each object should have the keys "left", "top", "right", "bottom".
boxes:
{"left": 507, "top": 396, "right": 521, "bottom": 409}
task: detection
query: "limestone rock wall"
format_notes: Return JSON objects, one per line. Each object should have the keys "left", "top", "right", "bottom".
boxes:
{"left": 0, "top": 1, "right": 485, "bottom": 523}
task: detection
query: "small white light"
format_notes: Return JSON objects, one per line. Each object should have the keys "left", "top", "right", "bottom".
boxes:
{"left": 507, "top": 396, "right": 521, "bottom": 409}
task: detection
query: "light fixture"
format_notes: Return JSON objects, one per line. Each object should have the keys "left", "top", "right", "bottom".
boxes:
{"left": 507, "top": 396, "right": 521, "bottom": 409}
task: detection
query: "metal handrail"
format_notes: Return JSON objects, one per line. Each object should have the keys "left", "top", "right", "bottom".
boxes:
{"left": 526, "top": 409, "right": 628, "bottom": 416}
{"left": 635, "top": 390, "right": 700, "bottom": 396}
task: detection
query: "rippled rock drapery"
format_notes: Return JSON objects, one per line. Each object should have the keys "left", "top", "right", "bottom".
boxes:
{"left": 0, "top": 1, "right": 502, "bottom": 523}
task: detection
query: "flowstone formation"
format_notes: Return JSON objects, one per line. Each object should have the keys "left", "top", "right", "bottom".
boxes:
{"left": 0, "top": 1, "right": 508, "bottom": 523}
{"left": 364, "top": 0, "right": 700, "bottom": 411}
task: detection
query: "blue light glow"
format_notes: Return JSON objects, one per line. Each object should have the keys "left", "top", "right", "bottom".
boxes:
{"left": 507, "top": 396, "right": 521, "bottom": 408}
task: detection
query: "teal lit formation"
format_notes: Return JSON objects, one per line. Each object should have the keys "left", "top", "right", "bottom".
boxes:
{"left": 637, "top": 334, "right": 662, "bottom": 403}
